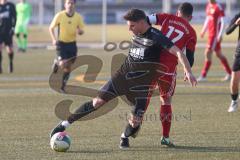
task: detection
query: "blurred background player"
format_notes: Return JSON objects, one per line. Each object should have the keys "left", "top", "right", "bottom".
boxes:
{"left": 198, "top": 0, "right": 231, "bottom": 82}
{"left": 226, "top": 12, "right": 240, "bottom": 112}
{"left": 0, "top": 0, "right": 16, "bottom": 73}
{"left": 49, "top": 0, "right": 84, "bottom": 92}
{"left": 15, "top": 0, "right": 32, "bottom": 53}
{"left": 147, "top": 2, "right": 197, "bottom": 147}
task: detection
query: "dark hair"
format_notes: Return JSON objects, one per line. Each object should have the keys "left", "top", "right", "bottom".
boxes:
{"left": 123, "top": 8, "right": 147, "bottom": 22}
{"left": 65, "top": 0, "right": 76, "bottom": 3}
{"left": 178, "top": 2, "right": 193, "bottom": 16}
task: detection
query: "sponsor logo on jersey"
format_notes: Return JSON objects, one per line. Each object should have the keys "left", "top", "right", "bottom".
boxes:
{"left": 129, "top": 48, "right": 145, "bottom": 60}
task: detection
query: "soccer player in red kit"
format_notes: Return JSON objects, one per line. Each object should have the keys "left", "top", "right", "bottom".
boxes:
{"left": 148, "top": 2, "right": 197, "bottom": 146}
{"left": 198, "top": 0, "right": 231, "bottom": 82}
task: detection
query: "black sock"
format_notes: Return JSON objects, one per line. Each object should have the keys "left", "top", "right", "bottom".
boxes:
{"left": 231, "top": 93, "right": 238, "bottom": 101}
{"left": 0, "top": 51, "right": 2, "bottom": 69}
{"left": 62, "top": 72, "right": 70, "bottom": 89}
{"left": 124, "top": 123, "right": 140, "bottom": 138}
{"left": 8, "top": 53, "right": 14, "bottom": 64}
{"left": 67, "top": 101, "right": 96, "bottom": 123}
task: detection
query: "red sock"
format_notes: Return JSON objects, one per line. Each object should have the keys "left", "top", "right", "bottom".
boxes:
{"left": 160, "top": 105, "right": 172, "bottom": 138}
{"left": 220, "top": 57, "right": 231, "bottom": 75}
{"left": 201, "top": 60, "right": 211, "bottom": 77}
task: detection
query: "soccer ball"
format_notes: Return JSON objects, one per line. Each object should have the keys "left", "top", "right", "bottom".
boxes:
{"left": 50, "top": 132, "right": 71, "bottom": 152}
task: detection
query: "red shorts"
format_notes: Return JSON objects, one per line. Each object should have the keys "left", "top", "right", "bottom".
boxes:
{"left": 207, "top": 36, "right": 221, "bottom": 51}
{"left": 157, "top": 53, "right": 178, "bottom": 99}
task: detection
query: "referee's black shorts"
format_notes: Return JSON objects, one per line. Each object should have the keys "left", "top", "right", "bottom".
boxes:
{"left": 56, "top": 41, "right": 77, "bottom": 60}
{"left": 0, "top": 33, "right": 13, "bottom": 46}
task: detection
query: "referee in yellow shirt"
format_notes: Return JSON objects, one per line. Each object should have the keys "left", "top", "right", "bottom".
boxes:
{"left": 49, "top": 0, "right": 84, "bottom": 92}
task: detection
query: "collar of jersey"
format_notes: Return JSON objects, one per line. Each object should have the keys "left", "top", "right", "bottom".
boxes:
{"left": 65, "top": 11, "right": 75, "bottom": 18}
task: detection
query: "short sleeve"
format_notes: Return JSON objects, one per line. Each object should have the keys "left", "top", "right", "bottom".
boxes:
{"left": 186, "top": 32, "right": 197, "bottom": 52}
{"left": 78, "top": 14, "right": 85, "bottom": 29}
{"left": 217, "top": 3, "right": 225, "bottom": 17}
{"left": 156, "top": 13, "right": 169, "bottom": 25}
{"left": 49, "top": 13, "right": 60, "bottom": 28}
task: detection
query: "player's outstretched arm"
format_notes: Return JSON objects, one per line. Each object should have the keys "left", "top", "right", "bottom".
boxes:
{"left": 226, "top": 14, "right": 240, "bottom": 35}
{"left": 168, "top": 45, "right": 197, "bottom": 86}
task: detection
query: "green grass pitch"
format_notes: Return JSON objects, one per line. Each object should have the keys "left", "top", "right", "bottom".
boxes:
{"left": 0, "top": 25, "right": 240, "bottom": 160}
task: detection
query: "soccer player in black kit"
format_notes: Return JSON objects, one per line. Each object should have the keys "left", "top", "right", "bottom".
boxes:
{"left": 226, "top": 12, "right": 240, "bottom": 112}
{"left": 0, "top": 0, "right": 16, "bottom": 73}
{"left": 50, "top": 9, "right": 197, "bottom": 149}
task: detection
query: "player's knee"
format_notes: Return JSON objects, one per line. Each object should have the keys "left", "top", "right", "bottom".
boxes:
{"left": 160, "top": 96, "right": 172, "bottom": 105}
{"left": 6, "top": 46, "right": 14, "bottom": 53}
{"left": 216, "top": 51, "right": 224, "bottom": 59}
{"left": 59, "top": 60, "right": 70, "bottom": 70}
{"left": 93, "top": 97, "right": 106, "bottom": 108}
{"left": 206, "top": 48, "right": 212, "bottom": 54}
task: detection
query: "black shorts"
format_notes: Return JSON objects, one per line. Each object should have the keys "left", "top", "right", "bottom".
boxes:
{"left": 56, "top": 41, "right": 77, "bottom": 60}
{"left": 232, "top": 53, "right": 240, "bottom": 72}
{"left": 0, "top": 33, "right": 13, "bottom": 46}
{"left": 98, "top": 71, "right": 154, "bottom": 116}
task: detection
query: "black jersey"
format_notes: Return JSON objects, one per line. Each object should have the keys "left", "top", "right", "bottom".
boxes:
{"left": 226, "top": 12, "right": 240, "bottom": 54}
{"left": 120, "top": 27, "right": 174, "bottom": 75}
{"left": 99, "top": 27, "right": 174, "bottom": 109}
{"left": 0, "top": 2, "right": 16, "bottom": 34}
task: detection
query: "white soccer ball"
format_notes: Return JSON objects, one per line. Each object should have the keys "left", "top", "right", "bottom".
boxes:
{"left": 50, "top": 132, "right": 71, "bottom": 152}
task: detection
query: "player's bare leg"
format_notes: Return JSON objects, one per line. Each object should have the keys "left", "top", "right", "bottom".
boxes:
{"left": 16, "top": 33, "right": 23, "bottom": 52}
{"left": 59, "top": 59, "right": 72, "bottom": 93}
{"left": 228, "top": 71, "right": 240, "bottom": 112}
{"left": 215, "top": 49, "right": 231, "bottom": 81}
{"left": 198, "top": 48, "right": 212, "bottom": 82}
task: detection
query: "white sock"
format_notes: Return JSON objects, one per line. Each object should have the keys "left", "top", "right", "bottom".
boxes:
{"left": 121, "top": 133, "right": 126, "bottom": 138}
{"left": 61, "top": 120, "right": 70, "bottom": 128}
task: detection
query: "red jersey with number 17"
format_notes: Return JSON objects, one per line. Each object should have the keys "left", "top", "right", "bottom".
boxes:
{"left": 155, "top": 13, "right": 197, "bottom": 66}
{"left": 206, "top": 2, "right": 225, "bottom": 37}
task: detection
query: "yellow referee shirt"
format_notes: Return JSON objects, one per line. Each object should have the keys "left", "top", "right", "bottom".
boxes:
{"left": 50, "top": 10, "right": 84, "bottom": 43}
